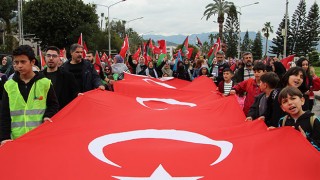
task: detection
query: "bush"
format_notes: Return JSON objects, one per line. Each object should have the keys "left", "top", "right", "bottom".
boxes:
{"left": 309, "top": 51, "right": 320, "bottom": 66}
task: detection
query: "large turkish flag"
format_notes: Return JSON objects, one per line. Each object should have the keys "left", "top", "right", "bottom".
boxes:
{"left": 0, "top": 75, "right": 319, "bottom": 180}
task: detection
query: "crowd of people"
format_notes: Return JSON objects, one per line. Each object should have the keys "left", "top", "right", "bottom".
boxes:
{"left": 0, "top": 43, "right": 319, "bottom": 151}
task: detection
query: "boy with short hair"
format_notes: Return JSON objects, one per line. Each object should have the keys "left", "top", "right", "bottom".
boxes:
{"left": 246, "top": 72, "right": 280, "bottom": 126}
{"left": 278, "top": 86, "right": 320, "bottom": 151}
{"left": 0, "top": 45, "right": 59, "bottom": 145}
{"left": 218, "top": 68, "right": 234, "bottom": 96}
{"left": 230, "top": 62, "right": 266, "bottom": 116}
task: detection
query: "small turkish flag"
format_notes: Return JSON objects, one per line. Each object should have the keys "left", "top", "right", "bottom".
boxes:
{"left": 119, "top": 35, "right": 129, "bottom": 59}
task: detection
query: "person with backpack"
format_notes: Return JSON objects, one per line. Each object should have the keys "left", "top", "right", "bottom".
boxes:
{"left": 276, "top": 86, "right": 320, "bottom": 151}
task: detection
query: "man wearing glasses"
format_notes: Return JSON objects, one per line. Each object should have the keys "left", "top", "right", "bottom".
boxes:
{"left": 42, "top": 46, "right": 79, "bottom": 110}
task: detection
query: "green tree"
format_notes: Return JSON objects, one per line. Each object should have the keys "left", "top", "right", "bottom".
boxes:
{"left": 223, "top": 5, "right": 239, "bottom": 58}
{"left": 208, "top": 33, "right": 218, "bottom": 45}
{"left": 128, "top": 31, "right": 143, "bottom": 54}
{"left": 175, "top": 44, "right": 199, "bottom": 60}
{"left": 241, "top": 30, "right": 252, "bottom": 53}
{"left": 0, "top": 0, "right": 17, "bottom": 52}
{"left": 308, "top": 51, "right": 320, "bottom": 66}
{"left": 290, "top": 0, "right": 307, "bottom": 56}
{"left": 202, "top": 41, "right": 211, "bottom": 55}
{"left": 305, "top": 2, "right": 320, "bottom": 54}
{"left": 203, "top": 0, "right": 233, "bottom": 41}
{"left": 269, "top": 14, "right": 292, "bottom": 56}
{"left": 262, "top": 22, "right": 273, "bottom": 56}
{"left": 23, "top": 0, "right": 99, "bottom": 49}
{"left": 251, "top": 31, "right": 263, "bottom": 60}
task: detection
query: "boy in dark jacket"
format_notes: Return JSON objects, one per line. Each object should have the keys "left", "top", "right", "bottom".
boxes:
{"left": 277, "top": 86, "right": 320, "bottom": 151}
{"left": 246, "top": 72, "right": 280, "bottom": 126}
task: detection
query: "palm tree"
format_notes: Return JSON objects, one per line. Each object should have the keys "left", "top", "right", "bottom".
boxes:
{"left": 203, "top": 0, "right": 233, "bottom": 41}
{"left": 208, "top": 33, "right": 219, "bottom": 45}
{"left": 262, "top": 22, "right": 274, "bottom": 56}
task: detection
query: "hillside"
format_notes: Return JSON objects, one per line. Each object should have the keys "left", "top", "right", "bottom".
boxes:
{"left": 143, "top": 32, "right": 320, "bottom": 56}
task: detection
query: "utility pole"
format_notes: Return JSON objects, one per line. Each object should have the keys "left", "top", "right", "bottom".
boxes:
{"left": 283, "top": 0, "right": 289, "bottom": 58}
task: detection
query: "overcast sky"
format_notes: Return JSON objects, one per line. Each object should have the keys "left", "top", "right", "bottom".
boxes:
{"left": 84, "top": 0, "right": 312, "bottom": 39}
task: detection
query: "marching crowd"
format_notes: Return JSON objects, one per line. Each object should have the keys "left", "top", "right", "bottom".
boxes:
{"left": 0, "top": 43, "right": 319, "bottom": 151}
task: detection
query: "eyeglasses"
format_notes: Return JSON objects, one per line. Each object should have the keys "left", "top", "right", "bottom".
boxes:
{"left": 46, "top": 54, "right": 59, "bottom": 58}
{"left": 105, "top": 69, "right": 110, "bottom": 71}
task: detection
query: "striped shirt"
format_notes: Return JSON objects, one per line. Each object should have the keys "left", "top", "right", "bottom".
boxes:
{"left": 224, "top": 81, "right": 233, "bottom": 95}
{"left": 243, "top": 67, "right": 254, "bottom": 81}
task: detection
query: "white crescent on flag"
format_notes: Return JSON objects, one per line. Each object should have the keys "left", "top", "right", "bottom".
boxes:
{"left": 136, "top": 97, "right": 196, "bottom": 110}
{"left": 142, "top": 79, "right": 177, "bottom": 89}
{"left": 88, "top": 129, "right": 233, "bottom": 168}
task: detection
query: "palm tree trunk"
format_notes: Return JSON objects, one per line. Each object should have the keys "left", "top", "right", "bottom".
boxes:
{"left": 265, "top": 38, "right": 268, "bottom": 56}
{"left": 219, "top": 23, "right": 223, "bottom": 41}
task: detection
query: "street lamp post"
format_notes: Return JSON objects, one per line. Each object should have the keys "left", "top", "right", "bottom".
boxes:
{"left": 100, "top": 13, "right": 104, "bottom": 31}
{"left": 18, "top": 0, "right": 24, "bottom": 45}
{"left": 95, "top": 0, "right": 126, "bottom": 57}
{"left": 114, "top": 17, "right": 144, "bottom": 37}
{"left": 283, "top": 0, "right": 289, "bottom": 58}
{"left": 237, "top": 2, "right": 259, "bottom": 59}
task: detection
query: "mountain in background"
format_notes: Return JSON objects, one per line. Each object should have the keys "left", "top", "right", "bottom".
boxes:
{"left": 144, "top": 32, "right": 320, "bottom": 56}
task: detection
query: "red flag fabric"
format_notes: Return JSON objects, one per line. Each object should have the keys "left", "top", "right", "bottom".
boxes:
{"left": 144, "top": 39, "right": 153, "bottom": 64}
{"left": 95, "top": 50, "right": 101, "bottom": 67}
{"left": 94, "top": 51, "right": 102, "bottom": 74}
{"left": 187, "top": 47, "right": 193, "bottom": 59}
{"left": 59, "top": 48, "right": 66, "bottom": 58}
{"left": 100, "top": 52, "right": 108, "bottom": 63}
{"left": 207, "top": 38, "right": 221, "bottom": 65}
{"left": 77, "top": 33, "right": 83, "bottom": 46}
{"left": 82, "top": 42, "right": 88, "bottom": 58}
{"left": 154, "top": 40, "right": 167, "bottom": 54}
{"left": 39, "top": 47, "right": 46, "bottom": 70}
{"left": 207, "top": 38, "right": 221, "bottom": 59}
{"left": 181, "top": 36, "right": 189, "bottom": 57}
{"left": 230, "top": 63, "right": 236, "bottom": 71}
{"left": 196, "top": 36, "right": 202, "bottom": 47}
{"left": 195, "top": 51, "right": 201, "bottom": 59}
{"left": 120, "top": 35, "right": 129, "bottom": 59}
{"left": 281, "top": 54, "right": 295, "bottom": 70}
{"left": 132, "top": 47, "right": 141, "bottom": 60}
{"left": 0, "top": 75, "right": 319, "bottom": 179}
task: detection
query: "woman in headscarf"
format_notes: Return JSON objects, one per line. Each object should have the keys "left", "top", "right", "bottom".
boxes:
{"left": 145, "top": 61, "right": 158, "bottom": 78}
{"left": 0, "top": 56, "right": 14, "bottom": 76}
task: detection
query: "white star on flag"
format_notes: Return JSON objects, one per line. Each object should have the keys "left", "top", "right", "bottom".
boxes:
{"left": 112, "top": 164, "right": 203, "bottom": 180}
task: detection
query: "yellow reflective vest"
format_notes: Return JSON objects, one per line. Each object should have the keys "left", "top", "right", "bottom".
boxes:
{"left": 4, "top": 78, "right": 51, "bottom": 139}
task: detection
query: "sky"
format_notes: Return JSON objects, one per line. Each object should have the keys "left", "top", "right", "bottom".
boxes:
{"left": 84, "top": 0, "right": 313, "bottom": 39}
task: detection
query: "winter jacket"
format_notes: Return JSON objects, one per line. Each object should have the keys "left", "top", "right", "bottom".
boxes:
{"left": 42, "top": 67, "right": 79, "bottom": 109}
{"left": 279, "top": 111, "right": 320, "bottom": 151}
{"left": 232, "top": 78, "right": 262, "bottom": 116}
{"left": 63, "top": 59, "right": 102, "bottom": 92}
{"left": 0, "top": 72, "right": 59, "bottom": 141}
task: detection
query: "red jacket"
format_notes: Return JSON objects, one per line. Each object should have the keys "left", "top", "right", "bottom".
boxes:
{"left": 232, "top": 78, "right": 262, "bottom": 116}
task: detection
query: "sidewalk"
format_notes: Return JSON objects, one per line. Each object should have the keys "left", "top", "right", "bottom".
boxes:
{"left": 312, "top": 91, "right": 320, "bottom": 116}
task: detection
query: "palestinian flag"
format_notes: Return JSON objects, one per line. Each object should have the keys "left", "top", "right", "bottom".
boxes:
{"left": 181, "top": 36, "right": 189, "bottom": 58}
